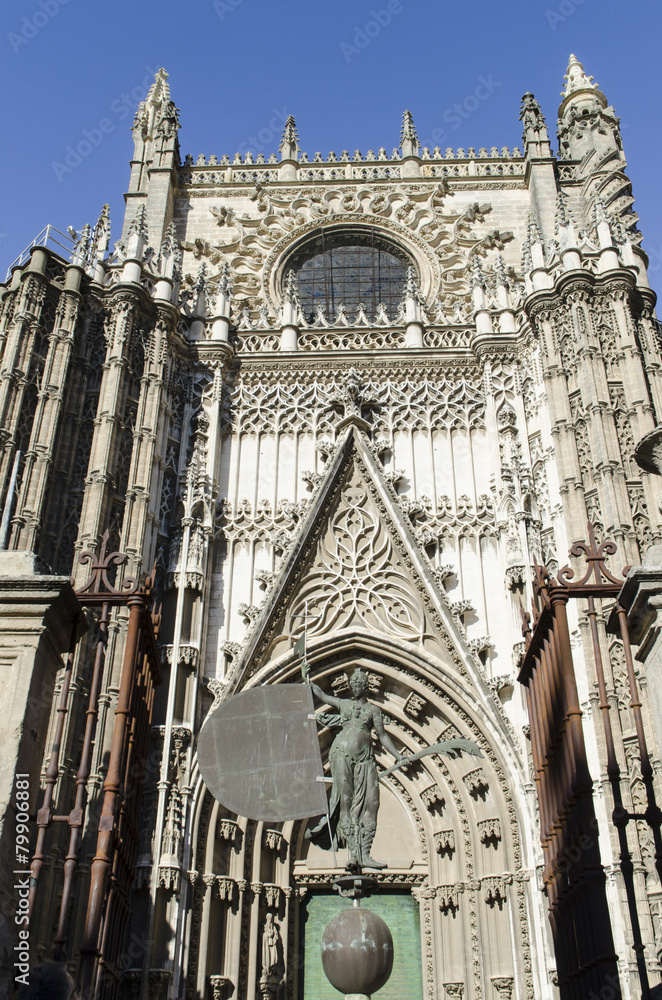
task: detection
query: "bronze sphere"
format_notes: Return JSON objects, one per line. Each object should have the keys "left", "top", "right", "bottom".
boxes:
{"left": 321, "top": 907, "right": 394, "bottom": 996}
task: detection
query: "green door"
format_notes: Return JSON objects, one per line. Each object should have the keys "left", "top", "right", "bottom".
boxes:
{"left": 300, "top": 893, "right": 424, "bottom": 999}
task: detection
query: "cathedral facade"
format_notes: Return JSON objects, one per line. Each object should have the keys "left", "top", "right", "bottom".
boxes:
{"left": 1, "top": 56, "right": 661, "bottom": 1000}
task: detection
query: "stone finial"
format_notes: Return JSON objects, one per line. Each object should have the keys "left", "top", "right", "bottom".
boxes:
{"left": 159, "top": 222, "right": 178, "bottom": 261}
{"left": 157, "top": 222, "right": 181, "bottom": 283}
{"left": 193, "top": 262, "right": 209, "bottom": 320}
{"left": 494, "top": 254, "right": 509, "bottom": 289}
{"left": 134, "top": 68, "right": 180, "bottom": 141}
{"left": 468, "top": 254, "right": 486, "bottom": 291}
{"left": 562, "top": 54, "right": 598, "bottom": 98}
{"left": 282, "top": 269, "right": 300, "bottom": 305}
{"left": 70, "top": 223, "right": 92, "bottom": 266}
{"left": 519, "top": 92, "right": 550, "bottom": 155}
{"left": 593, "top": 194, "right": 610, "bottom": 227}
{"left": 147, "top": 67, "right": 171, "bottom": 107}
{"left": 527, "top": 214, "right": 543, "bottom": 247}
{"left": 400, "top": 109, "right": 419, "bottom": 158}
{"left": 401, "top": 266, "right": 425, "bottom": 345}
{"left": 92, "top": 204, "right": 111, "bottom": 260}
{"left": 279, "top": 115, "right": 299, "bottom": 160}
{"left": 218, "top": 260, "right": 232, "bottom": 296}
{"left": 125, "top": 204, "right": 148, "bottom": 261}
{"left": 554, "top": 191, "right": 573, "bottom": 233}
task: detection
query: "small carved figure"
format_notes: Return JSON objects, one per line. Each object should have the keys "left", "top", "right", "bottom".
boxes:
{"left": 309, "top": 668, "right": 408, "bottom": 869}
{"left": 261, "top": 911, "right": 280, "bottom": 975}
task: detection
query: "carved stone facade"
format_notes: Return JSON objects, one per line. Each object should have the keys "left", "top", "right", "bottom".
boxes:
{"left": 2, "top": 57, "right": 662, "bottom": 999}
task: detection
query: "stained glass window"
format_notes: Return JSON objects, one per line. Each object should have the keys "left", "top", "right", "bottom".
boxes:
{"left": 287, "top": 229, "right": 412, "bottom": 323}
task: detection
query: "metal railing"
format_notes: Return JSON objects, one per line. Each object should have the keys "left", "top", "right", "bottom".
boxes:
{"left": 5, "top": 224, "right": 76, "bottom": 280}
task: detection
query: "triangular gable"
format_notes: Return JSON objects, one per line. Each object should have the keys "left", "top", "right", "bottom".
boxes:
{"left": 223, "top": 422, "right": 493, "bottom": 701}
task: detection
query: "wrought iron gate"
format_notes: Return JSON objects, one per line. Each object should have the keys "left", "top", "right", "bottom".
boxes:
{"left": 27, "top": 532, "right": 161, "bottom": 999}
{"left": 519, "top": 523, "right": 662, "bottom": 999}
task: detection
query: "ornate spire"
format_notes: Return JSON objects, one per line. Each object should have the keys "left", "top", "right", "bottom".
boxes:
{"left": 561, "top": 54, "right": 598, "bottom": 98}
{"left": 279, "top": 116, "right": 299, "bottom": 161}
{"left": 400, "top": 110, "right": 419, "bottom": 158}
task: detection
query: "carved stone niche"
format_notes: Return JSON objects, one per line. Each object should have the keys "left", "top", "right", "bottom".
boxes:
{"left": 477, "top": 817, "right": 502, "bottom": 847}
{"left": 216, "top": 876, "right": 236, "bottom": 903}
{"left": 218, "top": 818, "right": 240, "bottom": 842}
{"left": 208, "top": 975, "right": 232, "bottom": 1000}
{"left": 123, "top": 970, "right": 142, "bottom": 1000}
{"left": 420, "top": 784, "right": 445, "bottom": 813}
{"left": 463, "top": 767, "right": 489, "bottom": 799}
{"left": 483, "top": 875, "right": 508, "bottom": 909}
{"left": 433, "top": 830, "right": 456, "bottom": 856}
{"left": 263, "top": 883, "right": 283, "bottom": 910}
{"left": 264, "top": 828, "right": 285, "bottom": 853}
{"left": 148, "top": 969, "right": 172, "bottom": 1000}
{"left": 404, "top": 691, "right": 427, "bottom": 719}
{"left": 331, "top": 673, "right": 350, "bottom": 696}
{"left": 367, "top": 671, "right": 382, "bottom": 694}
{"left": 437, "top": 884, "right": 461, "bottom": 915}
{"left": 491, "top": 976, "right": 515, "bottom": 999}
{"left": 438, "top": 723, "right": 460, "bottom": 742}
{"left": 445, "top": 984, "right": 465, "bottom": 998}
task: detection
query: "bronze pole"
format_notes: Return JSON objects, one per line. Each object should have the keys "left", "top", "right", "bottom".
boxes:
{"left": 54, "top": 602, "right": 110, "bottom": 960}
{"left": 78, "top": 595, "right": 143, "bottom": 998}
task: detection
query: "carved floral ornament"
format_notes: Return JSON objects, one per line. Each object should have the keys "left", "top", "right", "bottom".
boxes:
{"left": 181, "top": 184, "right": 514, "bottom": 317}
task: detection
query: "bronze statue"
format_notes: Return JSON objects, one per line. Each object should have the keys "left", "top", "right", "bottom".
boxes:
{"left": 310, "top": 668, "right": 408, "bottom": 869}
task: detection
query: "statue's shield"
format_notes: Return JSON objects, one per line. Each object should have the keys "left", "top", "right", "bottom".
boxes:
{"left": 197, "top": 684, "right": 328, "bottom": 822}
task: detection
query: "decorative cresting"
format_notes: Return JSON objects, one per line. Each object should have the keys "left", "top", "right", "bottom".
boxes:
{"left": 288, "top": 473, "right": 425, "bottom": 640}
{"left": 519, "top": 523, "right": 662, "bottom": 999}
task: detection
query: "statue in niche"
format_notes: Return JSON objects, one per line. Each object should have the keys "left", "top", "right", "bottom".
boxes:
{"left": 309, "top": 668, "right": 408, "bottom": 869}
{"left": 261, "top": 911, "right": 280, "bottom": 975}
{"left": 259, "top": 912, "right": 282, "bottom": 999}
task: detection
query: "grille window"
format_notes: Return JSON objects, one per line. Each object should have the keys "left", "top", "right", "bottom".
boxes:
{"left": 287, "top": 230, "right": 411, "bottom": 323}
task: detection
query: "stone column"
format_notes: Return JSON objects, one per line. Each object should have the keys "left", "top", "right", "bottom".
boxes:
{"left": 0, "top": 551, "right": 80, "bottom": 999}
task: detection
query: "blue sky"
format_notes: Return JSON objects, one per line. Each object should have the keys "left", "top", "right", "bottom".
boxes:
{"left": 2, "top": 0, "right": 662, "bottom": 286}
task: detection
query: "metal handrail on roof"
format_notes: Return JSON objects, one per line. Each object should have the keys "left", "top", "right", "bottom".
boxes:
{"left": 5, "top": 224, "right": 77, "bottom": 281}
